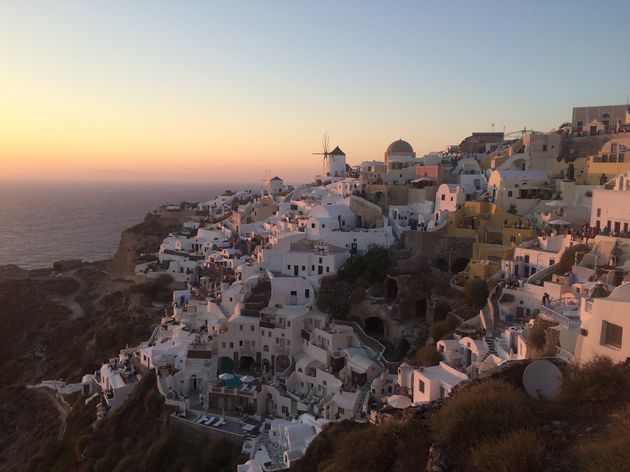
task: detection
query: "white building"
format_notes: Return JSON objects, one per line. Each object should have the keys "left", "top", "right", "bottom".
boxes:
{"left": 411, "top": 362, "right": 467, "bottom": 403}
{"left": 591, "top": 172, "right": 630, "bottom": 234}
{"left": 575, "top": 283, "right": 630, "bottom": 364}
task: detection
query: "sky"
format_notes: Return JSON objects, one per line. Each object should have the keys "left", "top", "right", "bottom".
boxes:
{"left": 1, "top": 0, "right": 630, "bottom": 183}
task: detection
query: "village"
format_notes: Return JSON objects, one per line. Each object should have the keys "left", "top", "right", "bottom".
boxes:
{"left": 46, "top": 103, "right": 630, "bottom": 471}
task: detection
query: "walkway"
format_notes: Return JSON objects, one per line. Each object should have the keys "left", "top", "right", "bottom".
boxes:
{"left": 52, "top": 269, "right": 86, "bottom": 319}
{"left": 26, "top": 385, "right": 71, "bottom": 440}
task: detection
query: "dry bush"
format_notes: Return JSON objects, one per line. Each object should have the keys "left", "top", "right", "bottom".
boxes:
{"left": 559, "top": 356, "right": 630, "bottom": 409}
{"left": 429, "top": 314, "right": 460, "bottom": 341}
{"left": 432, "top": 379, "right": 535, "bottom": 447}
{"left": 409, "top": 344, "right": 442, "bottom": 367}
{"left": 468, "top": 428, "right": 546, "bottom": 472}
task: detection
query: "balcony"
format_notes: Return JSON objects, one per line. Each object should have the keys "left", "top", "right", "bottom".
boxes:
{"left": 539, "top": 302, "right": 580, "bottom": 329}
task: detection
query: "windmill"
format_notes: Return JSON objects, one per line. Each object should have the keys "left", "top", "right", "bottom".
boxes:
{"left": 312, "top": 133, "right": 331, "bottom": 177}
{"left": 505, "top": 127, "right": 538, "bottom": 138}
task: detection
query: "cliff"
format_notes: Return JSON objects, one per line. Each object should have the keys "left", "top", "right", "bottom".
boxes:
{"left": 107, "top": 213, "right": 180, "bottom": 281}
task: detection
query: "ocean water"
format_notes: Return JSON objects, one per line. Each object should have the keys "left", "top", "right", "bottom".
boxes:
{"left": 0, "top": 180, "right": 254, "bottom": 269}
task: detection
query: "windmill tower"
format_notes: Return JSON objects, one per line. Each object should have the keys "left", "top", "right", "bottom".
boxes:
{"left": 312, "top": 133, "right": 331, "bottom": 178}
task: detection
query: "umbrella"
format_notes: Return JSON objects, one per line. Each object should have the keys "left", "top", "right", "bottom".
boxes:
{"left": 218, "top": 373, "right": 234, "bottom": 380}
{"left": 240, "top": 375, "right": 255, "bottom": 383}
{"left": 387, "top": 395, "right": 412, "bottom": 409}
{"left": 549, "top": 219, "right": 570, "bottom": 226}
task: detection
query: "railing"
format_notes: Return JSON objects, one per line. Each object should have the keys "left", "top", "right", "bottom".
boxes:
{"left": 556, "top": 346, "right": 575, "bottom": 363}
{"left": 335, "top": 320, "right": 401, "bottom": 373}
{"left": 539, "top": 304, "right": 580, "bottom": 329}
{"left": 585, "top": 300, "right": 593, "bottom": 313}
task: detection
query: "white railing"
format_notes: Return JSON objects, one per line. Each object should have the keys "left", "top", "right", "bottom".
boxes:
{"left": 539, "top": 304, "right": 580, "bottom": 329}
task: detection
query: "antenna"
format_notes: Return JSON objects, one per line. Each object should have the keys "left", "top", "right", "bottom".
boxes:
{"left": 522, "top": 360, "right": 563, "bottom": 400}
{"left": 312, "top": 132, "right": 330, "bottom": 176}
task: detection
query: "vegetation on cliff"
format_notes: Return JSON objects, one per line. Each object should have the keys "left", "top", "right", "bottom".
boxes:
{"left": 296, "top": 359, "right": 630, "bottom": 471}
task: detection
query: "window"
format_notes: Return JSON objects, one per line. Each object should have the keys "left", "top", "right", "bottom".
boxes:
{"left": 311, "top": 223, "right": 315, "bottom": 228}
{"left": 319, "top": 257, "right": 323, "bottom": 264}
{"left": 239, "top": 340, "right": 243, "bottom": 347}
{"left": 251, "top": 325, "right": 255, "bottom": 332}
{"left": 229, "top": 342, "right": 233, "bottom": 348}
{"left": 602, "top": 321, "right": 623, "bottom": 348}
{"left": 222, "top": 342, "right": 226, "bottom": 348}
{"left": 549, "top": 259, "right": 555, "bottom": 266}
{"left": 240, "top": 325, "right": 243, "bottom": 331}
{"left": 338, "top": 407, "right": 345, "bottom": 415}
{"left": 597, "top": 208, "right": 601, "bottom": 217}
{"left": 508, "top": 191, "right": 513, "bottom": 197}
{"left": 322, "top": 224, "right": 325, "bottom": 228}
{"left": 290, "top": 290, "right": 297, "bottom": 296}
{"left": 418, "top": 379, "right": 425, "bottom": 393}
{"left": 441, "top": 194, "right": 445, "bottom": 201}
{"left": 301, "top": 265, "right": 305, "bottom": 271}
{"left": 542, "top": 144, "right": 547, "bottom": 152}
{"left": 287, "top": 265, "right": 291, "bottom": 270}
{"left": 305, "top": 289, "right": 310, "bottom": 298}
{"left": 524, "top": 255, "right": 530, "bottom": 263}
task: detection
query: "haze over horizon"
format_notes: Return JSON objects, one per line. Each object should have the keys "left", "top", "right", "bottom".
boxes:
{"left": 2, "top": 0, "right": 630, "bottom": 182}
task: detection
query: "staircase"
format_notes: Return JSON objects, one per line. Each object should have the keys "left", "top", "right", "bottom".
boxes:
{"left": 290, "top": 398, "right": 298, "bottom": 418}
{"left": 243, "top": 278, "right": 271, "bottom": 316}
{"left": 481, "top": 336, "right": 498, "bottom": 362}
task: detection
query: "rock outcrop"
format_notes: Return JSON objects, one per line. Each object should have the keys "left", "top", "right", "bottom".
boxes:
{"left": 107, "top": 214, "right": 180, "bottom": 281}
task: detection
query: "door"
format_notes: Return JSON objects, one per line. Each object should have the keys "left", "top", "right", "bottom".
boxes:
{"left": 516, "top": 307, "right": 524, "bottom": 318}
{"left": 615, "top": 222, "right": 621, "bottom": 234}
{"left": 294, "top": 265, "right": 299, "bottom": 276}
{"left": 318, "top": 266, "right": 323, "bottom": 275}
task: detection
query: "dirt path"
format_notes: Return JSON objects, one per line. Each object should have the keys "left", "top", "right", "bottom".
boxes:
{"left": 28, "top": 386, "right": 70, "bottom": 441}
{"left": 51, "top": 269, "right": 86, "bottom": 319}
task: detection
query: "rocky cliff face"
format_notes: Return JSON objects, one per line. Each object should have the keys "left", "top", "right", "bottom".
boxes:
{"left": 107, "top": 214, "right": 180, "bottom": 281}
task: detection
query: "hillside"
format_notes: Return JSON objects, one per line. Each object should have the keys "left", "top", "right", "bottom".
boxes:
{"left": 294, "top": 358, "right": 630, "bottom": 472}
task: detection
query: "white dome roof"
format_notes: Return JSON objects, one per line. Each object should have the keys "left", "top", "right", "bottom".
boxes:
{"left": 607, "top": 283, "right": 630, "bottom": 301}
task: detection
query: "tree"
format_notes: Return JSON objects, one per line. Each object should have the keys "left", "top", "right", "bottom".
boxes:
{"left": 338, "top": 247, "right": 391, "bottom": 284}
{"left": 464, "top": 278, "right": 489, "bottom": 309}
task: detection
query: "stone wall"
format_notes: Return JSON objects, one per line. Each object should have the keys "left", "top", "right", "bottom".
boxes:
{"left": 398, "top": 231, "right": 474, "bottom": 274}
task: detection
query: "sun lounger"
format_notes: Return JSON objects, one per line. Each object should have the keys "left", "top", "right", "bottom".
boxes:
{"left": 214, "top": 418, "right": 226, "bottom": 427}
{"left": 203, "top": 416, "right": 216, "bottom": 426}
{"left": 195, "top": 415, "right": 209, "bottom": 424}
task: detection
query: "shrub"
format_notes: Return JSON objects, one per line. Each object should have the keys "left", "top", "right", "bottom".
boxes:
{"left": 468, "top": 428, "right": 546, "bottom": 472}
{"left": 338, "top": 248, "right": 391, "bottom": 284}
{"left": 429, "top": 314, "right": 460, "bottom": 341}
{"left": 464, "top": 278, "right": 489, "bottom": 309}
{"left": 432, "top": 379, "right": 535, "bottom": 447}
{"left": 316, "top": 276, "right": 352, "bottom": 317}
{"left": 409, "top": 344, "right": 442, "bottom": 367}
{"left": 560, "top": 356, "right": 630, "bottom": 408}
{"left": 526, "top": 318, "right": 555, "bottom": 353}
{"left": 558, "top": 243, "right": 589, "bottom": 273}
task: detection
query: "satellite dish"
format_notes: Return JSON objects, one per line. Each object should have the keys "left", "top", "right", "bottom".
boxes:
{"left": 522, "top": 360, "right": 563, "bottom": 400}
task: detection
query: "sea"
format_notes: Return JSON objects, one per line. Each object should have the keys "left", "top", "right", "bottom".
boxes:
{"left": 0, "top": 179, "right": 255, "bottom": 270}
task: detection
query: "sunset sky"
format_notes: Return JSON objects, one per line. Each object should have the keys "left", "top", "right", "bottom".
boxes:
{"left": 2, "top": 0, "right": 630, "bottom": 183}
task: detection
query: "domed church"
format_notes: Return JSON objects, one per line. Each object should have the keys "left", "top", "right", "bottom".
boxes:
{"left": 384, "top": 139, "right": 416, "bottom": 166}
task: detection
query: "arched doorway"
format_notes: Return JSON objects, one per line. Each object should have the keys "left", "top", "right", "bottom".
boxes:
{"left": 218, "top": 356, "right": 234, "bottom": 374}
{"left": 416, "top": 298, "right": 427, "bottom": 321}
{"left": 239, "top": 356, "right": 256, "bottom": 373}
{"left": 386, "top": 278, "right": 398, "bottom": 301}
{"left": 364, "top": 316, "right": 385, "bottom": 340}
{"left": 374, "top": 192, "right": 386, "bottom": 207}
{"left": 433, "top": 301, "right": 450, "bottom": 322}
{"left": 451, "top": 257, "right": 470, "bottom": 273}
{"left": 276, "top": 354, "right": 290, "bottom": 371}
{"left": 395, "top": 338, "right": 411, "bottom": 360}
{"left": 436, "top": 258, "right": 449, "bottom": 272}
